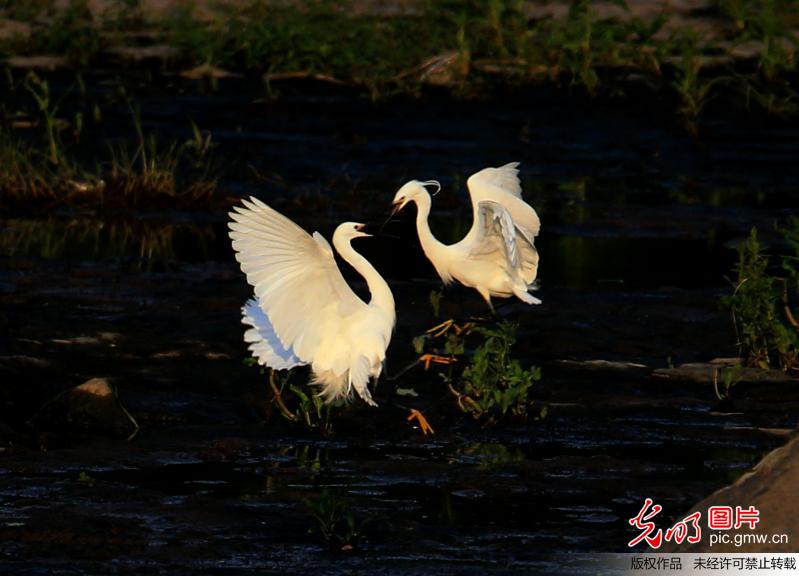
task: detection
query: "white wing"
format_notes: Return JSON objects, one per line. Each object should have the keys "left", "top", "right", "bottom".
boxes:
{"left": 469, "top": 201, "right": 522, "bottom": 268}
{"left": 228, "top": 197, "right": 365, "bottom": 370}
{"left": 241, "top": 298, "right": 302, "bottom": 370}
{"left": 467, "top": 162, "right": 541, "bottom": 238}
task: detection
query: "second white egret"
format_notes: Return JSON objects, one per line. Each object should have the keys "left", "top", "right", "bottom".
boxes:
{"left": 391, "top": 162, "right": 541, "bottom": 311}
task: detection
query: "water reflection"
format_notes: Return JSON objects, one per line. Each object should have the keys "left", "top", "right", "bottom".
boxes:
{"left": 0, "top": 215, "right": 735, "bottom": 290}
{"left": 0, "top": 217, "right": 218, "bottom": 270}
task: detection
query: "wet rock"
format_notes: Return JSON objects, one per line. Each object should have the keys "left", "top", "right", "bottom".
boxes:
{"left": 0, "top": 354, "right": 62, "bottom": 375}
{"left": 180, "top": 63, "right": 241, "bottom": 80}
{"left": 31, "top": 378, "right": 138, "bottom": 445}
{"left": 418, "top": 51, "right": 464, "bottom": 87}
{"left": 555, "top": 359, "right": 651, "bottom": 378}
{"left": 105, "top": 44, "right": 178, "bottom": 62}
{"left": 4, "top": 55, "right": 69, "bottom": 70}
{"left": 669, "top": 432, "right": 799, "bottom": 552}
{"left": 653, "top": 362, "right": 798, "bottom": 386}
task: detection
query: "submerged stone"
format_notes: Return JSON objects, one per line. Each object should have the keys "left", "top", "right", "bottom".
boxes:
{"left": 31, "top": 377, "right": 138, "bottom": 445}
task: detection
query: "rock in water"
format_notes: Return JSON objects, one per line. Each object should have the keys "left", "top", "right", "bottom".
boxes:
{"left": 667, "top": 433, "right": 799, "bottom": 552}
{"left": 31, "top": 378, "right": 138, "bottom": 445}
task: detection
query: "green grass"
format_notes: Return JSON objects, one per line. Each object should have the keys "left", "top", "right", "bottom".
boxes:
{"left": 724, "top": 224, "right": 799, "bottom": 371}
{"left": 0, "top": 0, "right": 798, "bottom": 207}
{"left": 263, "top": 369, "right": 336, "bottom": 436}
{"left": 304, "top": 487, "right": 366, "bottom": 551}
{"left": 0, "top": 95, "right": 219, "bottom": 210}
{"left": 2, "top": 0, "right": 798, "bottom": 126}
{"left": 445, "top": 321, "right": 542, "bottom": 424}
{"left": 415, "top": 314, "right": 543, "bottom": 425}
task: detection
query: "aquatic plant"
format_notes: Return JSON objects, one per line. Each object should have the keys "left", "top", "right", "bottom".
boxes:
{"left": 24, "top": 72, "right": 63, "bottom": 165}
{"left": 713, "top": 364, "right": 744, "bottom": 400}
{"left": 720, "top": 0, "right": 799, "bottom": 81}
{"left": 0, "top": 132, "right": 75, "bottom": 205}
{"left": 446, "top": 321, "right": 542, "bottom": 424}
{"left": 304, "top": 488, "right": 366, "bottom": 552}
{"left": 415, "top": 312, "right": 542, "bottom": 425}
{"left": 668, "top": 32, "right": 725, "bottom": 135}
{"left": 0, "top": 96, "right": 218, "bottom": 210}
{"left": 266, "top": 370, "right": 335, "bottom": 436}
{"left": 100, "top": 105, "right": 215, "bottom": 206}
{"left": 724, "top": 224, "right": 799, "bottom": 371}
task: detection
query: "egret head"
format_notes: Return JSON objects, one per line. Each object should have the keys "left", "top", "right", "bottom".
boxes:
{"left": 337, "top": 221, "right": 372, "bottom": 239}
{"left": 391, "top": 180, "right": 441, "bottom": 215}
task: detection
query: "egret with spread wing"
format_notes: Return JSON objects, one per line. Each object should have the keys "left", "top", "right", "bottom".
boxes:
{"left": 391, "top": 162, "right": 541, "bottom": 311}
{"left": 229, "top": 197, "right": 395, "bottom": 406}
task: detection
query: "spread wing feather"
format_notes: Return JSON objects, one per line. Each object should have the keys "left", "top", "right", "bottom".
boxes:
{"left": 471, "top": 201, "right": 519, "bottom": 267}
{"left": 228, "top": 197, "right": 365, "bottom": 370}
{"left": 241, "top": 298, "right": 303, "bottom": 370}
{"left": 467, "top": 162, "right": 541, "bottom": 238}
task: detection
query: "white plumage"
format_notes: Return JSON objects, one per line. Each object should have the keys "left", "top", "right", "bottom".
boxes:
{"left": 229, "top": 197, "right": 395, "bottom": 406}
{"left": 391, "top": 162, "right": 541, "bottom": 309}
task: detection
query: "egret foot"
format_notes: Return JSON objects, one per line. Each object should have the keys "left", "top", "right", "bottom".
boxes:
{"left": 426, "top": 319, "right": 455, "bottom": 337}
{"left": 419, "top": 353, "right": 456, "bottom": 370}
{"left": 407, "top": 408, "right": 435, "bottom": 435}
{"left": 425, "top": 319, "right": 475, "bottom": 338}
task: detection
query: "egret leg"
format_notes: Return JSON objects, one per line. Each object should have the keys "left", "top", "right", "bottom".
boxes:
{"left": 407, "top": 408, "right": 435, "bottom": 435}
{"left": 385, "top": 352, "right": 458, "bottom": 382}
{"left": 268, "top": 370, "right": 296, "bottom": 421}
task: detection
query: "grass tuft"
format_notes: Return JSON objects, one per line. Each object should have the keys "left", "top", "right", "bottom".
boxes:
{"left": 724, "top": 224, "right": 799, "bottom": 371}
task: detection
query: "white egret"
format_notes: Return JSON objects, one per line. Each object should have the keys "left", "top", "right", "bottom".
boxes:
{"left": 228, "top": 197, "right": 395, "bottom": 406}
{"left": 391, "top": 162, "right": 541, "bottom": 311}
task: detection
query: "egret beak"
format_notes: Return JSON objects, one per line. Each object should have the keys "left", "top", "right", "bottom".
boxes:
{"left": 354, "top": 223, "right": 372, "bottom": 238}
{"left": 389, "top": 199, "right": 404, "bottom": 217}
{"left": 377, "top": 199, "right": 404, "bottom": 236}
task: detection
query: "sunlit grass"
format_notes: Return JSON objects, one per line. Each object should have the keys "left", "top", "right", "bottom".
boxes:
{"left": 724, "top": 221, "right": 799, "bottom": 371}
{"left": 0, "top": 113, "right": 218, "bottom": 211}
{"left": 1, "top": 0, "right": 797, "bottom": 124}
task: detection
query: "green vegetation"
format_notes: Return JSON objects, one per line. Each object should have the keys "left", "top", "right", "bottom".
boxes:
{"left": 415, "top": 315, "right": 543, "bottom": 425}
{"left": 304, "top": 487, "right": 366, "bottom": 551}
{"left": 266, "top": 370, "right": 336, "bottom": 436}
{"left": 713, "top": 364, "right": 743, "bottom": 400}
{"left": 1, "top": 1, "right": 798, "bottom": 124}
{"left": 0, "top": 77, "right": 219, "bottom": 210}
{"left": 103, "top": 109, "right": 217, "bottom": 208}
{"left": 445, "top": 321, "right": 543, "bottom": 424}
{"left": 724, "top": 222, "right": 799, "bottom": 371}
{"left": 1, "top": 1, "right": 798, "bottom": 208}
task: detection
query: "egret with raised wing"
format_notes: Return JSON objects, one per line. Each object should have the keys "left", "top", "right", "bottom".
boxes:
{"left": 391, "top": 162, "right": 541, "bottom": 313}
{"left": 229, "top": 197, "right": 395, "bottom": 407}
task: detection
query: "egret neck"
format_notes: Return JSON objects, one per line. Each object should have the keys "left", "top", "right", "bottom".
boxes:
{"left": 333, "top": 231, "right": 396, "bottom": 323}
{"left": 411, "top": 189, "right": 452, "bottom": 284}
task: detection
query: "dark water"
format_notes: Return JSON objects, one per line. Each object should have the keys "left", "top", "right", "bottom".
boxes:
{"left": 1, "top": 74, "right": 798, "bottom": 574}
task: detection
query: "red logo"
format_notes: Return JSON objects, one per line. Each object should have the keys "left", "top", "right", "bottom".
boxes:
{"left": 708, "top": 506, "right": 734, "bottom": 530}
{"left": 735, "top": 506, "right": 760, "bottom": 529}
{"left": 628, "top": 500, "right": 762, "bottom": 549}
